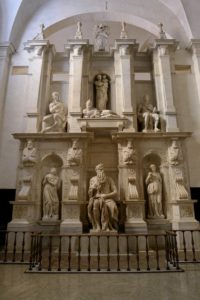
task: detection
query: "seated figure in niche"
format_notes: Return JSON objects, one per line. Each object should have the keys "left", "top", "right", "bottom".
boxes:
{"left": 88, "top": 163, "right": 119, "bottom": 232}
{"left": 42, "top": 168, "right": 60, "bottom": 220}
{"left": 22, "top": 139, "right": 37, "bottom": 166}
{"left": 137, "top": 94, "right": 160, "bottom": 132}
{"left": 145, "top": 164, "right": 164, "bottom": 219}
{"left": 41, "top": 91, "right": 67, "bottom": 133}
{"left": 82, "top": 99, "right": 100, "bottom": 118}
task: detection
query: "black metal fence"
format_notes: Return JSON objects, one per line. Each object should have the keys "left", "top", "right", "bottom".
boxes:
{"left": 0, "top": 230, "right": 33, "bottom": 264}
{"left": 27, "top": 232, "right": 181, "bottom": 273}
{"left": 173, "top": 230, "right": 200, "bottom": 263}
{"left": 1, "top": 229, "right": 200, "bottom": 272}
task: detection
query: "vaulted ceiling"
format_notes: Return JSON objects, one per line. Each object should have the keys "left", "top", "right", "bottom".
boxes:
{"left": 1, "top": 0, "right": 200, "bottom": 50}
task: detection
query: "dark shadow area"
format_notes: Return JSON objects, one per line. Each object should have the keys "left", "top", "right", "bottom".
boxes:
{"left": 191, "top": 187, "right": 200, "bottom": 222}
{"left": 0, "top": 189, "right": 15, "bottom": 230}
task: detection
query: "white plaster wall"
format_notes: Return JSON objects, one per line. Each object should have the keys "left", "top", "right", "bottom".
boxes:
{"left": 173, "top": 49, "right": 200, "bottom": 187}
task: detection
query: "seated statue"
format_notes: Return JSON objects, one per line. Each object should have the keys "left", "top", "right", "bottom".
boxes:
{"left": 82, "top": 99, "right": 100, "bottom": 118}
{"left": 42, "top": 92, "right": 67, "bottom": 133}
{"left": 22, "top": 139, "right": 37, "bottom": 166}
{"left": 137, "top": 94, "right": 160, "bottom": 132}
{"left": 88, "top": 163, "right": 119, "bottom": 232}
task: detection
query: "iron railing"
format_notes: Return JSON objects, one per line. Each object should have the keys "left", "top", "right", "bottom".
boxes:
{"left": 173, "top": 229, "right": 200, "bottom": 263}
{"left": 28, "top": 232, "right": 181, "bottom": 273}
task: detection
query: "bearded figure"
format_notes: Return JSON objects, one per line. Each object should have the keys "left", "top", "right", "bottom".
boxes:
{"left": 88, "top": 163, "right": 119, "bottom": 232}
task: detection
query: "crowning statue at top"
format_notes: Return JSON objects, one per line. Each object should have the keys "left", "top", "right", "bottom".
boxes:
{"left": 94, "top": 24, "right": 109, "bottom": 51}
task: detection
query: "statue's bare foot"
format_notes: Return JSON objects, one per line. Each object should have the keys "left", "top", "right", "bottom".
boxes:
{"left": 154, "top": 128, "right": 160, "bottom": 132}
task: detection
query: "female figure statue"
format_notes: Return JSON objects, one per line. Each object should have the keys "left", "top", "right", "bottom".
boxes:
{"left": 94, "top": 74, "right": 109, "bottom": 111}
{"left": 145, "top": 164, "right": 164, "bottom": 218}
{"left": 42, "top": 168, "right": 60, "bottom": 220}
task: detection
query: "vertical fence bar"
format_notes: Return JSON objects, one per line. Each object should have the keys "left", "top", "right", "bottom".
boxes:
{"left": 117, "top": 235, "right": 120, "bottom": 271}
{"left": 29, "top": 234, "right": 34, "bottom": 271}
{"left": 126, "top": 235, "right": 130, "bottom": 271}
{"left": 136, "top": 235, "right": 140, "bottom": 271}
{"left": 182, "top": 231, "right": 187, "bottom": 262}
{"left": 173, "top": 233, "right": 180, "bottom": 270}
{"left": 191, "top": 230, "right": 196, "bottom": 262}
{"left": 20, "top": 232, "right": 25, "bottom": 262}
{"left": 155, "top": 235, "right": 160, "bottom": 270}
{"left": 48, "top": 236, "right": 52, "bottom": 271}
{"left": 12, "top": 232, "right": 17, "bottom": 262}
{"left": 38, "top": 235, "right": 43, "bottom": 271}
{"left": 3, "top": 231, "right": 8, "bottom": 263}
{"left": 164, "top": 234, "right": 170, "bottom": 270}
{"left": 87, "top": 235, "right": 91, "bottom": 271}
{"left": 97, "top": 235, "right": 100, "bottom": 271}
{"left": 57, "top": 236, "right": 62, "bottom": 271}
{"left": 77, "top": 235, "right": 81, "bottom": 271}
{"left": 107, "top": 235, "right": 110, "bottom": 271}
{"left": 145, "top": 235, "right": 150, "bottom": 271}
{"left": 68, "top": 236, "right": 71, "bottom": 272}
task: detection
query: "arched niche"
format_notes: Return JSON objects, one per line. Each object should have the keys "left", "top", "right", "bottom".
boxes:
{"left": 40, "top": 153, "right": 63, "bottom": 221}
{"left": 93, "top": 73, "right": 111, "bottom": 110}
{"left": 142, "top": 152, "right": 165, "bottom": 219}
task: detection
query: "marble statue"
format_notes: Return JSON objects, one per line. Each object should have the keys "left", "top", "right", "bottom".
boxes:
{"left": 67, "top": 139, "right": 82, "bottom": 166}
{"left": 22, "top": 139, "right": 37, "bottom": 166}
{"left": 123, "top": 140, "right": 136, "bottom": 165}
{"left": 94, "top": 24, "right": 109, "bottom": 51}
{"left": 82, "top": 99, "right": 100, "bottom": 118}
{"left": 137, "top": 94, "right": 160, "bottom": 132}
{"left": 158, "top": 23, "right": 166, "bottom": 39}
{"left": 168, "top": 140, "right": 181, "bottom": 165}
{"left": 42, "top": 168, "right": 60, "bottom": 220}
{"left": 33, "top": 24, "right": 45, "bottom": 40}
{"left": 145, "top": 164, "right": 164, "bottom": 218}
{"left": 94, "top": 74, "right": 109, "bottom": 111}
{"left": 88, "top": 163, "right": 118, "bottom": 232}
{"left": 74, "top": 21, "right": 83, "bottom": 40}
{"left": 42, "top": 91, "right": 67, "bottom": 133}
{"left": 120, "top": 22, "right": 128, "bottom": 39}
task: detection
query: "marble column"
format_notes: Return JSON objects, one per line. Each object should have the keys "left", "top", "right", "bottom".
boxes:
{"left": 24, "top": 39, "right": 54, "bottom": 132}
{"left": 116, "top": 137, "right": 147, "bottom": 233}
{"left": 167, "top": 138, "right": 199, "bottom": 231}
{"left": 114, "top": 40, "right": 138, "bottom": 131}
{"left": 60, "top": 137, "right": 90, "bottom": 233}
{"left": 190, "top": 39, "right": 200, "bottom": 108}
{"left": 65, "top": 40, "right": 89, "bottom": 132}
{"left": 0, "top": 42, "right": 15, "bottom": 137}
{"left": 153, "top": 39, "right": 179, "bottom": 132}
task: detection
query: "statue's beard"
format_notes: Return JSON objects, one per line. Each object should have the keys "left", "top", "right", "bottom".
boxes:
{"left": 97, "top": 171, "right": 106, "bottom": 184}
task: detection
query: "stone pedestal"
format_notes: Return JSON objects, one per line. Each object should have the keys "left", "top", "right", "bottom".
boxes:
{"left": 125, "top": 200, "right": 147, "bottom": 233}
{"left": 60, "top": 201, "right": 83, "bottom": 233}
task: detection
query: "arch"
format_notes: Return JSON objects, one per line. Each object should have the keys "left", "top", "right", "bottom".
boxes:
{"left": 41, "top": 152, "right": 63, "bottom": 168}
{"left": 6, "top": 0, "right": 194, "bottom": 48}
